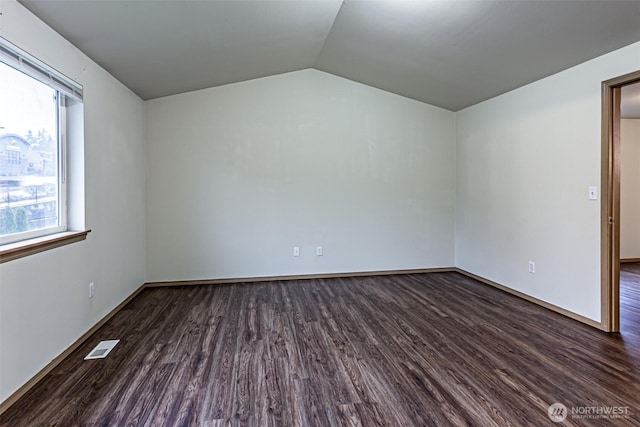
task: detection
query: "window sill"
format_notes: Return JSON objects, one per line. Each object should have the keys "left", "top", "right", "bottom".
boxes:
{"left": 0, "top": 230, "right": 91, "bottom": 264}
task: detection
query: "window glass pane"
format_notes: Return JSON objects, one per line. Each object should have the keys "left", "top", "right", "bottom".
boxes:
{"left": 0, "top": 61, "right": 59, "bottom": 237}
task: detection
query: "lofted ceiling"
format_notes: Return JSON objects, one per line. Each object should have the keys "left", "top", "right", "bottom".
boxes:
{"left": 18, "top": 0, "right": 640, "bottom": 111}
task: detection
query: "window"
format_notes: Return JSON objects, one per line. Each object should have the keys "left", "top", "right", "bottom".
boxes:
{"left": 0, "top": 38, "right": 83, "bottom": 247}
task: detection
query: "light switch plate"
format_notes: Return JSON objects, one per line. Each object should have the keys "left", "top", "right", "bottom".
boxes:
{"left": 588, "top": 186, "right": 597, "bottom": 200}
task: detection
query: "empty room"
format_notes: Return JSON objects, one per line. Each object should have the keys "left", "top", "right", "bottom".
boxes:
{"left": 1, "top": 0, "right": 640, "bottom": 425}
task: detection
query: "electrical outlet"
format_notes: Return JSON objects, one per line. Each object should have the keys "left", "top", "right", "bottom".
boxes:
{"left": 316, "top": 246, "right": 323, "bottom": 256}
{"left": 293, "top": 246, "right": 300, "bottom": 257}
{"left": 528, "top": 261, "right": 535, "bottom": 274}
{"left": 89, "top": 282, "right": 95, "bottom": 299}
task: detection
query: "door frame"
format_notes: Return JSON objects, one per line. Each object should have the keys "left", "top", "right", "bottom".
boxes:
{"left": 601, "top": 70, "right": 640, "bottom": 332}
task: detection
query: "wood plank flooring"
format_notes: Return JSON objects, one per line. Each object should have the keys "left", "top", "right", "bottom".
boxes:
{"left": 2, "top": 269, "right": 640, "bottom": 426}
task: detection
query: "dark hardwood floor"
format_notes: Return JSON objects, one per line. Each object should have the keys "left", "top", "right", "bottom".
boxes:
{"left": 621, "top": 262, "right": 640, "bottom": 340}
{"left": 2, "top": 268, "right": 640, "bottom": 426}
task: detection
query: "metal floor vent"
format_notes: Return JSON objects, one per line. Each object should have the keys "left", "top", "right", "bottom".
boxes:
{"left": 85, "top": 340, "right": 120, "bottom": 360}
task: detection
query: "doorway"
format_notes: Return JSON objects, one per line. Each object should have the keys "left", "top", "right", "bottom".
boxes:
{"left": 601, "top": 70, "right": 640, "bottom": 332}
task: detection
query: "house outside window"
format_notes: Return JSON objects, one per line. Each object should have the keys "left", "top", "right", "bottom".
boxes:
{"left": 0, "top": 39, "right": 83, "bottom": 246}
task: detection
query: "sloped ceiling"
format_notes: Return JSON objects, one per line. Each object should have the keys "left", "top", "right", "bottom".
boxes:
{"left": 18, "top": 0, "right": 640, "bottom": 111}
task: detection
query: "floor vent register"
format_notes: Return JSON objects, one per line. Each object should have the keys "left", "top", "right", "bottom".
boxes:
{"left": 84, "top": 340, "right": 120, "bottom": 360}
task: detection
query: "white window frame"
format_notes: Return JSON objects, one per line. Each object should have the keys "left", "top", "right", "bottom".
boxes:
{"left": 0, "top": 37, "right": 83, "bottom": 246}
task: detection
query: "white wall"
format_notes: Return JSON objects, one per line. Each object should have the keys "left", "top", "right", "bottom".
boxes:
{"left": 1, "top": 0, "right": 636, "bottom": 405}
{"left": 621, "top": 119, "right": 640, "bottom": 259}
{"left": 0, "top": 0, "right": 146, "bottom": 403}
{"left": 456, "top": 41, "right": 640, "bottom": 323}
{"left": 146, "top": 69, "right": 455, "bottom": 282}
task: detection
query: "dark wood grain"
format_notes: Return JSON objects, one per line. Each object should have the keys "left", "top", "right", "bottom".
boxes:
{"left": 3, "top": 268, "right": 640, "bottom": 426}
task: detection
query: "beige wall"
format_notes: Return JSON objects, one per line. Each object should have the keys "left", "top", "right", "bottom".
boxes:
{"left": 0, "top": 0, "right": 146, "bottom": 402}
{"left": 621, "top": 119, "right": 640, "bottom": 259}
{"left": 456, "top": 41, "right": 640, "bottom": 323}
{"left": 2, "top": 0, "right": 640, "bottom": 406}
{"left": 145, "top": 69, "right": 455, "bottom": 282}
